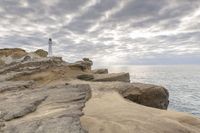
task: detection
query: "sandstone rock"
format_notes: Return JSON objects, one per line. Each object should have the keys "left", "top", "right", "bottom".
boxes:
{"left": 0, "top": 57, "right": 62, "bottom": 74}
{"left": 119, "top": 83, "right": 169, "bottom": 109}
{"left": 0, "top": 81, "right": 34, "bottom": 93}
{"left": 77, "top": 74, "right": 94, "bottom": 81}
{"left": 81, "top": 90, "right": 200, "bottom": 133}
{"left": 34, "top": 49, "right": 48, "bottom": 57}
{"left": 88, "top": 82, "right": 169, "bottom": 109}
{"left": 21, "top": 55, "right": 32, "bottom": 62}
{"left": 92, "top": 69, "right": 108, "bottom": 74}
{"left": 1, "top": 48, "right": 200, "bottom": 133}
{"left": 0, "top": 48, "right": 43, "bottom": 65}
{"left": 0, "top": 48, "right": 27, "bottom": 58}
{"left": 0, "top": 59, "right": 5, "bottom": 66}
{"left": 0, "top": 83, "right": 90, "bottom": 133}
{"left": 93, "top": 73, "right": 130, "bottom": 82}
{"left": 82, "top": 58, "right": 93, "bottom": 70}
{"left": 69, "top": 58, "right": 93, "bottom": 71}
{"left": 0, "top": 53, "right": 90, "bottom": 132}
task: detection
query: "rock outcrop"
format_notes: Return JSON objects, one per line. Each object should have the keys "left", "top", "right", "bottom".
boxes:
{"left": 81, "top": 90, "right": 200, "bottom": 133}
{"left": 81, "top": 82, "right": 169, "bottom": 109}
{"left": 69, "top": 58, "right": 93, "bottom": 71}
{"left": 93, "top": 73, "right": 130, "bottom": 82}
{"left": 0, "top": 53, "right": 90, "bottom": 133}
{"left": 0, "top": 48, "right": 27, "bottom": 65}
{"left": 0, "top": 48, "right": 200, "bottom": 133}
{"left": 124, "top": 83, "right": 169, "bottom": 109}
{"left": 118, "top": 83, "right": 169, "bottom": 109}
{"left": 0, "top": 48, "right": 27, "bottom": 58}
{"left": 34, "top": 49, "right": 48, "bottom": 57}
{"left": 92, "top": 69, "right": 108, "bottom": 74}
{"left": 0, "top": 83, "right": 90, "bottom": 133}
{"left": 77, "top": 74, "right": 94, "bottom": 81}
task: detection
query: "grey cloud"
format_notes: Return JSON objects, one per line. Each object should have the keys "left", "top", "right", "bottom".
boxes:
{"left": 112, "top": 0, "right": 167, "bottom": 20}
{"left": 63, "top": 0, "right": 120, "bottom": 33}
{"left": 0, "top": 0, "right": 199, "bottom": 65}
{"left": 49, "top": 0, "right": 87, "bottom": 15}
{"left": 107, "top": 0, "right": 200, "bottom": 30}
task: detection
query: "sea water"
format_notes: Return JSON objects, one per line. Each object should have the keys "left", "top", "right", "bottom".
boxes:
{"left": 100, "top": 65, "right": 200, "bottom": 117}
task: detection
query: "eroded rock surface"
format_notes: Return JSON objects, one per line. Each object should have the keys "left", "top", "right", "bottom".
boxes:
{"left": 92, "top": 69, "right": 108, "bottom": 74}
{"left": 93, "top": 73, "right": 130, "bottom": 82}
{"left": 0, "top": 84, "right": 90, "bottom": 133}
{"left": 69, "top": 58, "right": 93, "bottom": 72}
{"left": 0, "top": 55, "right": 90, "bottom": 133}
{"left": 119, "top": 83, "right": 169, "bottom": 109}
{"left": 0, "top": 48, "right": 200, "bottom": 133}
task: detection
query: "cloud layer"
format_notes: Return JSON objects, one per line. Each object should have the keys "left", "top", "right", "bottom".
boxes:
{"left": 0, "top": 0, "right": 200, "bottom": 65}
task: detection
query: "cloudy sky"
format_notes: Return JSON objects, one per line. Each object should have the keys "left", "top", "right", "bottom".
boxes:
{"left": 0, "top": 0, "right": 200, "bottom": 65}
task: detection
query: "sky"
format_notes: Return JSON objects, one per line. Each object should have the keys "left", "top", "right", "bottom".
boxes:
{"left": 0, "top": 0, "right": 200, "bottom": 65}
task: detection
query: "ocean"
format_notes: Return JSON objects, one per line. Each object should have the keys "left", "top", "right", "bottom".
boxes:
{"left": 100, "top": 65, "right": 200, "bottom": 117}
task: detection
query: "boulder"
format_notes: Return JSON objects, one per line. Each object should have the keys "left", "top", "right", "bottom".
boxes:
{"left": 93, "top": 73, "right": 130, "bottom": 82}
{"left": 69, "top": 58, "right": 93, "bottom": 71}
{"left": 34, "top": 49, "right": 48, "bottom": 57}
{"left": 92, "top": 69, "right": 108, "bottom": 74}
{"left": 21, "top": 55, "right": 31, "bottom": 62}
{"left": 82, "top": 58, "right": 93, "bottom": 70}
{"left": 0, "top": 48, "right": 27, "bottom": 58}
{"left": 77, "top": 74, "right": 94, "bottom": 81}
{"left": 88, "top": 82, "right": 169, "bottom": 109}
{"left": 120, "top": 83, "right": 169, "bottom": 109}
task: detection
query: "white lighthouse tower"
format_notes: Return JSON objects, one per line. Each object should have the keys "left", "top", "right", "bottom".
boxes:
{"left": 48, "top": 38, "right": 53, "bottom": 57}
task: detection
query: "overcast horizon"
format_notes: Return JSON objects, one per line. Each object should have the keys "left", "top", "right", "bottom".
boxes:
{"left": 0, "top": 0, "right": 200, "bottom": 65}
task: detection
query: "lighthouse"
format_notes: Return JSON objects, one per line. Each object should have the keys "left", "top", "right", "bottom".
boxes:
{"left": 48, "top": 38, "right": 53, "bottom": 57}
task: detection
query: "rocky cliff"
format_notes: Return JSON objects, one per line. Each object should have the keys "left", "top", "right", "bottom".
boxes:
{"left": 0, "top": 48, "right": 200, "bottom": 133}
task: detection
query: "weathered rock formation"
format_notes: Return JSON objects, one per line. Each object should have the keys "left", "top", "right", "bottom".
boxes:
{"left": 93, "top": 73, "right": 130, "bottom": 82}
{"left": 92, "top": 68, "right": 108, "bottom": 74}
{"left": 34, "top": 49, "right": 48, "bottom": 57}
{"left": 0, "top": 48, "right": 27, "bottom": 65}
{"left": 0, "top": 48, "right": 200, "bottom": 133}
{"left": 77, "top": 74, "right": 94, "bottom": 81}
{"left": 0, "top": 48, "right": 27, "bottom": 58}
{"left": 119, "top": 83, "right": 169, "bottom": 109}
{"left": 69, "top": 58, "right": 93, "bottom": 71}
{"left": 0, "top": 51, "right": 90, "bottom": 133}
{"left": 0, "top": 48, "right": 49, "bottom": 66}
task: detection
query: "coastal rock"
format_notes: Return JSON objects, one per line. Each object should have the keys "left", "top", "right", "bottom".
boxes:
{"left": 82, "top": 58, "right": 93, "bottom": 70}
{"left": 69, "top": 58, "right": 93, "bottom": 71}
{"left": 0, "top": 52, "right": 90, "bottom": 133}
{"left": 88, "top": 82, "right": 168, "bottom": 109}
{"left": 0, "top": 48, "right": 48, "bottom": 65}
{"left": 81, "top": 90, "right": 200, "bottom": 133}
{"left": 0, "top": 81, "right": 34, "bottom": 93}
{"left": 21, "top": 55, "right": 32, "bottom": 62}
{"left": 34, "top": 49, "right": 48, "bottom": 57}
{"left": 0, "top": 84, "right": 90, "bottom": 133}
{"left": 0, "top": 48, "right": 27, "bottom": 65}
{"left": 77, "top": 74, "right": 94, "bottom": 81}
{"left": 0, "top": 59, "right": 5, "bottom": 66}
{"left": 0, "top": 57, "right": 62, "bottom": 75}
{"left": 1, "top": 48, "right": 200, "bottom": 133}
{"left": 0, "top": 48, "right": 27, "bottom": 58}
{"left": 120, "top": 83, "right": 169, "bottom": 109}
{"left": 92, "top": 69, "right": 108, "bottom": 74}
{"left": 93, "top": 73, "right": 130, "bottom": 82}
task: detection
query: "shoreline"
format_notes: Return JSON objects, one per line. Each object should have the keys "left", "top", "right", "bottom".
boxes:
{"left": 0, "top": 48, "right": 200, "bottom": 133}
